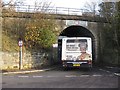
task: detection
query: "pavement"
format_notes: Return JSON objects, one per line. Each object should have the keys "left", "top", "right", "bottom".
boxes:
{"left": 2, "top": 65, "right": 58, "bottom": 75}
{"left": 104, "top": 66, "right": 120, "bottom": 76}
{"left": 2, "top": 65, "right": 120, "bottom": 76}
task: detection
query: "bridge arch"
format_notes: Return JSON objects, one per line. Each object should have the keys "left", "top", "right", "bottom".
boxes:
{"left": 60, "top": 25, "right": 94, "bottom": 38}
{"left": 58, "top": 25, "right": 96, "bottom": 64}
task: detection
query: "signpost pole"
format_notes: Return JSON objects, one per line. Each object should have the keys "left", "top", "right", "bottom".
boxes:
{"left": 18, "top": 40, "right": 23, "bottom": 70}
{"left": 19, "top": 46, "right": 22, "bottom": 70}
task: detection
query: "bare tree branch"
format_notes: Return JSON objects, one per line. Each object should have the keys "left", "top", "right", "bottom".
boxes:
{"left": 83, "top": 1, "right": 98, "bottom": 16}
{"left": 2, "top": 0, "right": 14, "bottom": 7}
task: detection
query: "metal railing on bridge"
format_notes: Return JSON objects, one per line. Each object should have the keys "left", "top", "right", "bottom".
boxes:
{"left": 2, "top": 5, "right": 109, "bottom": 23}
{"left": 3, "top": 5, "right": 92, "bottom": 16}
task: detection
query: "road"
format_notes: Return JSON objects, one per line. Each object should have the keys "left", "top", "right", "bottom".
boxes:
{"left": 2, "top": 66, "right": 119, "bottom": 89}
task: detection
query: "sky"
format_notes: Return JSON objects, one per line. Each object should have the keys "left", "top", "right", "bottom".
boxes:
{"left": 4, "top": 0, "right": 102, "bottom": 9}
{"left": 37, "top": 0, "right": 100, "bottom": 8}
{"left": 3, "top": 0, "right": 119, "bottom": 13}
{"left": 50, "top": 0, "right": 101, "bottom": 8}
{"left": 3, "top": 0, "right": 120, "bottom": 8}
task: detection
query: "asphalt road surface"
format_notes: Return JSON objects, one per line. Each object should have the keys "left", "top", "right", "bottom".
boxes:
{"left": 2, "top": 66, "right": 119, "bottom": 89}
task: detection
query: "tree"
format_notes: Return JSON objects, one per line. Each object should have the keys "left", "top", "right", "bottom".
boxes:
{"left": 116, "top": 2, "right": 120, "bottom": 66}
{"left": 24, "top": 2, "right": 58, "bottom": 50}
{"left": 98, "top": 2, "right": 119, "bottom": 65}
{"left": 2, "top": 0, "right": 61, "bottom": 52}
{"left": 25, "top": 18, "right": 57, "bottom": 49}
{"left": 83, "top": 1, "right": 98, "bottom": 16}
{"left": 2, "top": 0, "right": 13, "bottom": 7}
{"left": 116, "top": 2, "right": 120, "bottom": 47}
{"left": 99, "top": 2, "right": 119, "bottom": 47}
{"left": 2, "top": 4, "right": 28, "bottom": 52}
{"left": 99, "top": 2, "right": 117, "bottom": 21}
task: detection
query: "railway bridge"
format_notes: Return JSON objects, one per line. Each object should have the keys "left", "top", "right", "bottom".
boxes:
{"left": 1, "top": 5, "right": 109, "bottom": 65}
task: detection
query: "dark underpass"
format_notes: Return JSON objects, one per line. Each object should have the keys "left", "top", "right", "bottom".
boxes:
{"left": 58, "top": 25, "right": 96, "bottom": 65}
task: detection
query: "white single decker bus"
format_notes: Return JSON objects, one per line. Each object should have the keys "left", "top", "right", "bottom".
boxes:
{"left": 61, "top": 37, "right": 92, "bottom": 69}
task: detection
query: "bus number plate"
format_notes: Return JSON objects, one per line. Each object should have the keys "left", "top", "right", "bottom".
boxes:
{"left": 73, "top": 64, "right": 80, "bottom": 66}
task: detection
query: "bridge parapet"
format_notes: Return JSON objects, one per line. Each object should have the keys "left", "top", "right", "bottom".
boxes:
{"left": 3, "top": 5, "right": 85, "bottom": 15}
{"left": 2, "top": 5, "right": 109, "bottom": 23}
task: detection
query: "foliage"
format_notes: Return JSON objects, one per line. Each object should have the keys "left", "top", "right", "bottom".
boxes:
{"left": 98, "top": 2, "right": 120, "bottom": 66}
{"left": 99, "top": 2, "right": 117, "bottom": 21}
{"left": 99, "top": 2, "right": 118, "bottom": 45}
{"left": 1, "top": 1, "right": 62, "bottom": 68}
{"left": 37, "top": 28, "right": 56, "bottom": 48}
{"left": 116, "top": 2, "right": 120, "bottom": 46}
{"left": 2, "top": 33, "right": 18, "bottom": 52}
{"left": 2, "top": 33, "right": 26, "bottom": 52}
{"left": 24, "top": 13, "right": 57, "bottom": 50}
{"left": 116, "top": 2, "right": 120, "bottom": 66}
{"left": 2, "top": 0, "right": 60, "bottom": 52}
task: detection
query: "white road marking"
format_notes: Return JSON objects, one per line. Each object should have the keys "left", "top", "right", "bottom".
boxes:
{"left": 92, "top": 75, "right": 102, "bottom": 77}
{"left": 108, "top": 75, "right": 114, "bottom": 76}
{"left": 106, "top": 66, "right": 114, "bottom": 69}
{"left": 9, "top": 76, "right": 14, "bottom": 78}
{"left": 33, "top": 76, "right": 43, "bottom": 78}
{"left": 47, "top": 76, "right": 58, "bottom": 77}
{"left": 65, "top": 75, "right": 77, "bottom": 77}
{"left": 18, "top": 76, "right": 29, "bottom": 78}
{"left": 79, "top": 75, "right": 90, "bottom": 77}
{"left": 99, "top": 69, "right": 112, "bottom": 73}
{"left": 106, "top": 71, "right": 110, "bottom": 73}
{"left": 114, "top": 73, "right": 120, "bottom": 76}
{"left": 99, "top": 69, "right": 106, "bottom": 72}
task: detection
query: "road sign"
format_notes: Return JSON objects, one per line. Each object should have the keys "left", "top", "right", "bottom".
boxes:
{"left": 18, "top": 40, "right": 23, "bottom": 47}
